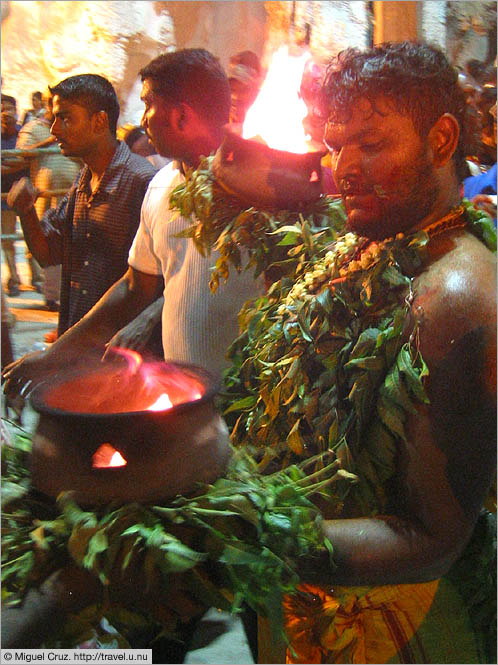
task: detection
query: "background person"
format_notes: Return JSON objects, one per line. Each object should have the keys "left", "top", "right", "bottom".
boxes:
{"left": 3, "top": 47, "right": 263, "bottom": 662}
{"left": 6, "top": 74, "right": 157, "bottom": 339}
{"left": 20, "top": 90, "right": 44, "bottom": 127}
{"left": 1, "top": 93, "right": 38, "bottom": 297}
{"left": 16, "top": 90, "right": 82, "bottom": 311}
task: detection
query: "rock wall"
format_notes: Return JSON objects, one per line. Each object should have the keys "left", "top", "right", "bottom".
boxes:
{"left": 445, "top": 1, "right": 497, "bottom": 67}
{"left": 263, "top": 1, "right": 370, "bottom": 66}
{"left": 2, "top": 1, "right": 493, "bottom": 126}
{"left": 1, "top": 0, "right": 268, "bottom": 125}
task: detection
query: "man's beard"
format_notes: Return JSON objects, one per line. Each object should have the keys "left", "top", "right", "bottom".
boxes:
{"left": 343, "top": 148, "right": 440, "bottom": 240}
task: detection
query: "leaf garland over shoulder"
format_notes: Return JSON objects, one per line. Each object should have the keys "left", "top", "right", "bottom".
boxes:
{"left": 169, "top": 168, "right": 496, "bottom": 518}
{"left": 170, "top": 155, "right": 347, "bottom": 290}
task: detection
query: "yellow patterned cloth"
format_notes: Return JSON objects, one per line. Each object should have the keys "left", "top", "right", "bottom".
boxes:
{"left": 283, "top": 579, "right": 482, "bottom": 663}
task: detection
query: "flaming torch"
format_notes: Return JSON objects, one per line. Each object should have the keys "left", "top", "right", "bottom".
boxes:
{"left": 212, "top": 46, "right": 326, "bottom": 210}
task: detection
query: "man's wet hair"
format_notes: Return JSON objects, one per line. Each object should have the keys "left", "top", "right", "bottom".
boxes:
{"left": 49, "top": 74, "right": 120, "bottom": 136}
{"left": 140, "top": 48, "right": 231, "bottom": 131}
{"left": 321, "top": 42, "right": 474, "bottom": 181}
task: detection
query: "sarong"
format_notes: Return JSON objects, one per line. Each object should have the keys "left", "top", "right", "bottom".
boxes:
{"left": 283, "top": 578, "right": 484, "bottom": 663}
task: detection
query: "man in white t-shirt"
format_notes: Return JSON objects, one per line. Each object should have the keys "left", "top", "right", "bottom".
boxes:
{"left": 124, "top": 162, "right": 257, "bottom": 376}
{"left": 3, "top": 48, "right": 262, "bottom": 390}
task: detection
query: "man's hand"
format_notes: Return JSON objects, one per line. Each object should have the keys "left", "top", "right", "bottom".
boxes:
{"left": 103, "top": 297, "right": 163, "bottom": 359}
{"left": 471, "top": 193, "right": 497, "bottom": 219}
{"left": 7, "top": 176, "right": 39, "bottom": 215}
{"left": 1, "top": 564, "right": 103, "bottom": 649}
{"left": 105, "top": 315, "right": 155, "bottom": 356}
{"left": 2, "top": 349, "right": 54, "bottom": 400}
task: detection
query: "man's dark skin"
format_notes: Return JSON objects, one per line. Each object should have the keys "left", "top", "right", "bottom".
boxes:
{"left": 304, "top": 96, "right": 497, "bottom": 587}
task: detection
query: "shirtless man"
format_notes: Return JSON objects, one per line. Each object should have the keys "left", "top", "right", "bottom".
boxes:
{"left": 280, "top": 41, "right": 496, "bottom": 663}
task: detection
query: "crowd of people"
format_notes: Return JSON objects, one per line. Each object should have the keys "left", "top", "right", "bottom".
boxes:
{"left": 1, "top": 39, "right": 496, "bottom": 664}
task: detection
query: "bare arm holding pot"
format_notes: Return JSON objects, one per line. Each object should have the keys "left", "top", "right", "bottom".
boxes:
{"left": 303, "top": 233, "right": 497, "bottom": 588}
{"left": 2, "top": 266, "right": 164, "bottom": 397}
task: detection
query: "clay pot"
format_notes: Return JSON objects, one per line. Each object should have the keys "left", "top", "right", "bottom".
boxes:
{"left": 29, "top": 361, "right": 231, "bottom": 506}
{"left": 211, "top": 129, "right": 325, "bottom": 209}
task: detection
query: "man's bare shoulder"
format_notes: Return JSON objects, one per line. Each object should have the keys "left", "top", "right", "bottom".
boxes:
{"left": 412, "top": 231, "right": 496, "bottom": 368}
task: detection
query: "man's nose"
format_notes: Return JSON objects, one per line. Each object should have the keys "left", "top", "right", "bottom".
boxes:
{"left": 140, "top": 112, "right": 147, "bottom": 129}
{"left": 332, "top": 146, "right": 360, "bottom": 182}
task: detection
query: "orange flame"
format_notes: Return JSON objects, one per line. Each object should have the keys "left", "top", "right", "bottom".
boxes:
{"left": 93, "top": 443, "right": 127, "bottom": 468}
{"left": 147, "top": 393, "right": 173, "bottom": 411}
{"left": 243, "top": 46, "right": 312, "bottom": 153}
{"left": 112, "top": 347, "right": 142, "bottom": 374}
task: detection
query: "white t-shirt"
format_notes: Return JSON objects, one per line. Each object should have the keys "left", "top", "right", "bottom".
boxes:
{"left": 129, "top": 163, "right": 262, "bottom": 379}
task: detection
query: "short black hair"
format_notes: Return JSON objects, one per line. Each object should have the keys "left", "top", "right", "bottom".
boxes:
{"left": 49, "top": 74, "right": 120, "bottom": 136}
{"left": 321, "top": 42, "right": 474, "bottom": 182}
{"left": 140, "top": 48, "right": 231, "bottom": 131}
{"left": 1, "top": 94, "right": 17, "bottom": 109}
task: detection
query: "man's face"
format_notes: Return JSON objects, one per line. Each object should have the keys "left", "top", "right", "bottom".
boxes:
{"left": 324, "top": 97, "right": 439, "bottom": 239}
{"left": 140, "top": 79, "right": 181, "bottom": 159}
{"left": 50, "top": 95, "right": 98, "bottom": 159}
{"left": 1, "top": 100, "right": 17, "bottom": 136}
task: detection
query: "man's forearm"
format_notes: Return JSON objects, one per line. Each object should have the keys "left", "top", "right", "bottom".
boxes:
{"left": 46, "top": 269, "right": 161, "bottom": 361}
{"left": 301, "top": 514, "right": 463, "bottom": 588}
{"left": 17, "top": 206, "right": 53, "bottom": 267}
{"left": 142, "top": 295, "right": 164, "bottom": 327}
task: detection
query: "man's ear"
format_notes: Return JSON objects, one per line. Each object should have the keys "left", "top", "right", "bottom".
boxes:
{"left": 428, "top": 113, "right": 460, "bottom": 167}
{"left": 171, "top": 103, "right": 191, "bottom": 132}
{"left": 93, "top": 110, "right": 109, "bottom": 135}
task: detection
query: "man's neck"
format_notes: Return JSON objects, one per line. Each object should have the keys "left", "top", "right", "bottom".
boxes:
{"left": 413, "top": 196, "right": 462, "bottom": 234}
{"left": 85, "top": 138, "right": 118, "bottom": 183}
{"left": 183, "top": 130, "right": 224, "bottom": 171}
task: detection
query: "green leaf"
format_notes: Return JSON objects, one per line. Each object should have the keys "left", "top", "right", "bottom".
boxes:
{"left": 344, "top": 355, "right": 385, "bottom": 371}
{"left": 219, "top": 543, "right": 262, "bottom": 565}
{"left": 224, "top": 396, "right": 258, "bottom": 414}
{"left": 263, "top": 512, "right": 293, "bottom": 533}
{"left": 377, "top": 397, "right": 407, "bottom": 441}
{"left": 82, "top": 530, "right": 109, "bottom": 569}
{"left": 382, "top": 265, "right": 411, "bottom": 287}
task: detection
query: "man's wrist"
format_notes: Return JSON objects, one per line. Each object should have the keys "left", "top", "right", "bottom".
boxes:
{"left": 17, "top": 202, "right": 37, "bottom": 217}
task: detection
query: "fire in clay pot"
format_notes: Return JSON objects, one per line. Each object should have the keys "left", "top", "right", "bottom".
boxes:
{"left": 29, "top": 355, "right": 231, "bottom": 506}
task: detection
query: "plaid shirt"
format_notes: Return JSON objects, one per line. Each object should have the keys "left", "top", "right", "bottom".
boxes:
{"left": 40, "top": 141, "right": 156, "bottom": 335}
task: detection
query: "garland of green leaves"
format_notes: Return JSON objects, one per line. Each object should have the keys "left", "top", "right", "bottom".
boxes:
{"left": 171, "top": 155, "right": 348, "bottom": 290}
{"left": 2, "top": 428, "right": 345, "bottom": 646}
{"left": 172, "top": 162, "right": 495, "bottom": 516}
